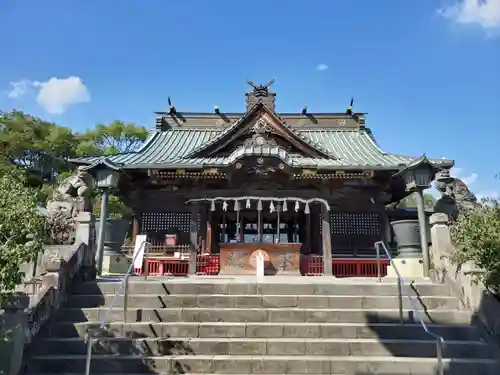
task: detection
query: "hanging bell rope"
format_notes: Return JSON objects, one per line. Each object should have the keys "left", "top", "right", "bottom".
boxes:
{"left": 269, "top": 201, "right": 275, "bottom": 213}
{"left": 186, "top": 196, "right": 330, "bottom": 211}
{"left": 294, "top": 201, "right": 300, "bottom": 212}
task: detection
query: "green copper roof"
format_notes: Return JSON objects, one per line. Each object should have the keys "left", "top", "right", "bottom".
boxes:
{"left": 71, "top": 128, "right": 453, "bottom": 170}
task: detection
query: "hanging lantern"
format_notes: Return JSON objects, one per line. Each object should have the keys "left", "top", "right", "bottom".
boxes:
{"left": 234, "top": 200, "right": 240, "bottom": 211}
{"left": 257, "top": 200, "right": 262, "bottom": 211}
{"left": 304, "top": 202, "right": 310, "bottom": 214}
{"left": 222, "top": 201, "right": 228, "bottom": 211}
{"left": 282, "top": 199, "right": 288, "bottom": 212}
{"left": 210, "top": 200, "right": 216, "bottom": 211}
{"left": 269, "top": 201, "right": 275, "bottom": 213}
{"left": 246, "top": 199, "right": 251, "bottom": 209}
{"left": 294, "top": 201, "right": 300, "bottom": 212}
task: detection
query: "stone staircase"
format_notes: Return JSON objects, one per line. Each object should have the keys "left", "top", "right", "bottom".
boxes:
{"left": 24, "top": 277, "right": 499, "bottom": 374}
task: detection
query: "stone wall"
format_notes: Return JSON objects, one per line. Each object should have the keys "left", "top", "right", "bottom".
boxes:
{"left": 0, "top": 212, "right": 95, "bottom": 375}
{"left": 429, "top": 213, "right": 500, "bottom": 346}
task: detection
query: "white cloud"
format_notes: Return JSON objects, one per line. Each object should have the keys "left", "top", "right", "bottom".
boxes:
{"left": 439, "top": 0, "right": 500, "bottom": 31}
{"left": 5, "top": 76, "right": 90, "bottom": 114}
{"left": 451, "top": 167, "right": 478, "bottom": 185}
{"left": 32, "top": 76, "right": 90, "bottom": 114}
{"left": 7, "top": 79, "right": 31, "bottom": 98}
{"left": 316, "top": 63, "right": 329, "bottom": 71}
{"left": 477, "top": 190, "right": 500, "bottom": 200}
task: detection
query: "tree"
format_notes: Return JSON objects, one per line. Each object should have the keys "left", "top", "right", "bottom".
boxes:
{"left": 450, "top": 199, "right": 500, "bottom": 292}
{"left": 398, "top": 193, "right": 437, "bottom": 210}
{"left": 0, "top": 110, "right": 78, "bottom": 184}
{"left": 77, "top": 120, "right": 148, "bottom": 156}
{"left": 0, "top": 165, "right": 45, "bottom": 300}
{"left": 76, "top": 120, "right": 148, "bottom": 220}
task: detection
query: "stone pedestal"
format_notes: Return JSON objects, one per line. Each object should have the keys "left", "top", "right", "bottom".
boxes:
{"left": 101, "top": 251, "right": 131, "bottom": 275}
{"left": 386, "top": 258, "right": 425, "bottom": 278}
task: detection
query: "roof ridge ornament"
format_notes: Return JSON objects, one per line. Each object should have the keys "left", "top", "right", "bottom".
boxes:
{"left": 247, "top": 79, "right": 275, "bottom": 97}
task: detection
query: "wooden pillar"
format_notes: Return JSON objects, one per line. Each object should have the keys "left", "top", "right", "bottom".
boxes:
{"left": 305, "top": 213, "right": 311, "bottom": 253}
{"left": 222, "top": 210, "right": 227, "bottom": 242}
{"left": 189, "top": 202, "right": 199, "bottom": 275}
{"left": 131, "top": 213, "right": 139, "bottom": 244}
{"left": 321, "top": 204, "right": 333, "bottom": 276}
{"left": 276, "top": 204, "right": 281, "bottom": 243}
{"left": 206, "top": 208, "right": 213, "bottom": 254}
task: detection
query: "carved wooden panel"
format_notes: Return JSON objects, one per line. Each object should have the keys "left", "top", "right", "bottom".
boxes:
{"left": 140, "top": 212, "right": 201, "bottom": 233}
{"left": 329, "top": 213, "right": 380, "bottom": 236}
{"left": 319, "top": 212, "right": 382, "bottom": 256}
{"left": 218, "top": 243, "right": 301, "bottom": 276}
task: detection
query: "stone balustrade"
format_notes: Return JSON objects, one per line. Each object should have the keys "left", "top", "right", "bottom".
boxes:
{"left": 429, "top": 212, "right": 500, "bottom": 348}
{"left": 0, "top": 212, "right": 95, "bottom": 375}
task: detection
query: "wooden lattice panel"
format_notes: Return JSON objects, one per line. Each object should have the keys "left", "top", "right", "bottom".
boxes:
{"left": 329, "top": 213, "right": 380, "bottom": 236}
{"left": 140, "top": 212, "right": 201, "bottom": 233}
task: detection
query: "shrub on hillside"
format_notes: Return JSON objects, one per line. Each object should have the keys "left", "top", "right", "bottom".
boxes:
{"left": 0, "top": 166, "right": 45, "bottom": 299}
{"left": 450, "top": 199, "right": 500, "bottom": 293}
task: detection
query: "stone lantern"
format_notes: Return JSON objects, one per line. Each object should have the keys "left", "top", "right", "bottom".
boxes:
{"left": 81, "top": 157, "right": 122, "bottom": 276}
{"left": 392, "top": 155, "right": 441, "bottom": 277}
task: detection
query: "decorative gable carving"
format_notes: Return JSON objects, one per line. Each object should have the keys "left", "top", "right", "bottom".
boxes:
{"left": 243, "top": 119, "right": 278, "bottom": 148}
{"left": 184, "top": 103, "right": 334, "bottom": 159}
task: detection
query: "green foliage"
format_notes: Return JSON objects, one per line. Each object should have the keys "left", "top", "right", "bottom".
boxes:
{"left": 77, "top": 120, "right": 148, "bottom": 156}
{"left": 0, "top": 110, "right": 78, "bottom": 182}
{"left": 0, "top": 166, "right": 45, "bottom": 297}
{"left": 93, "top": 192, "right": 133, "bottom": 220}
{"left": 398, "top": 193, "right": 436, "bottom": 210}
{"left": 450, "top": 199, "right": 500, "bottom": 292}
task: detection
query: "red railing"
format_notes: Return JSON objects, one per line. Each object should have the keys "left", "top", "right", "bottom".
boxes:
{"left": 132, "top": 254, "right": 389, "bottom": 278}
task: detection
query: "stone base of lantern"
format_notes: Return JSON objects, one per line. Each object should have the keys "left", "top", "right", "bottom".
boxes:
{"left": 101, "top": 251, "right": 131, "bottom": 275}
{"left": 386, "top": 257, "right": 425, "bottom": 279}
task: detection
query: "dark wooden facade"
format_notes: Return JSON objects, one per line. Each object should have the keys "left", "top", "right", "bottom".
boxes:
{"left": 72, "top": 81, "right": 453, "bottom": 275}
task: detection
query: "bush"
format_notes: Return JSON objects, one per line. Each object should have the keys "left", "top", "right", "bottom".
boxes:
{"left": 450, "top": 199, "right": 500, "bottom": 293}
{"left": 0, "top": 166, "right": 46, "bottom": 298}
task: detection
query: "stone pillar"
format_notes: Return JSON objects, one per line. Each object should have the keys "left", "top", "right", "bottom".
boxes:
{"left": 75, "top": 212, "right": 96, "bottom": 280}
{"left": 429, "top": 213, "right": 452, "bottom": 281}
{"left": 415, "top": 189, "right": 431, "bottom": 277}
{"left": 321, "top": 205, "right": 333, "bottom": 276}
{"left": 0, "top": 298, "right": 29, "bottom": 375}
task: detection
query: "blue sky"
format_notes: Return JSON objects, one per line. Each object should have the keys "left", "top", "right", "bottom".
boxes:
{"left": 1, "top": 0, "right": 499, "bottom": 198}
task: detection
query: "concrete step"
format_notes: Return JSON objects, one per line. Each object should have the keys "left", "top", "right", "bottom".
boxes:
{"left": 25, "top": 354, "right": 499, "bottom": 374}
{"left": 53, "top": 307, "right": 472, "bottom": 324}
{"left": 64, "top": 293, "right": 461, "bottom": 310}
{"left": 30, "top": 337, "right": 491, "bottom": 358}
{"left": 72, "top": 280, "right": 452, "bottom": 297}
{"left": 42, "top": 321, "right": 483, "bottom": 341}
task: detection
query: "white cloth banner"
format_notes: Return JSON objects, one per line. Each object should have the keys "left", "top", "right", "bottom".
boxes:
{"left": 132, "top": 234, "right": 147, "bottom": 269}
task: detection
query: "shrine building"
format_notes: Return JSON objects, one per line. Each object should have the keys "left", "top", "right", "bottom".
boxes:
{"left": 71, "top": 80, "right": 454, "bottom": 277}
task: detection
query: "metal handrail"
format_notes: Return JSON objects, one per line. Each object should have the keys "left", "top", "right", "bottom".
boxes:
{"left": 84, "top": 240, "right": 151, "bottom": 375}
{"left": 374, "top": 241, "right": 445, "bottom": 375}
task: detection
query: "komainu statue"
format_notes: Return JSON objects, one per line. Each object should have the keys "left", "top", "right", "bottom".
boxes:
{"left": 434, "top": 168, "right": 478, "bottom": 221}
{"left": 46, "top": 166, "right": 94, "bottom": 244}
